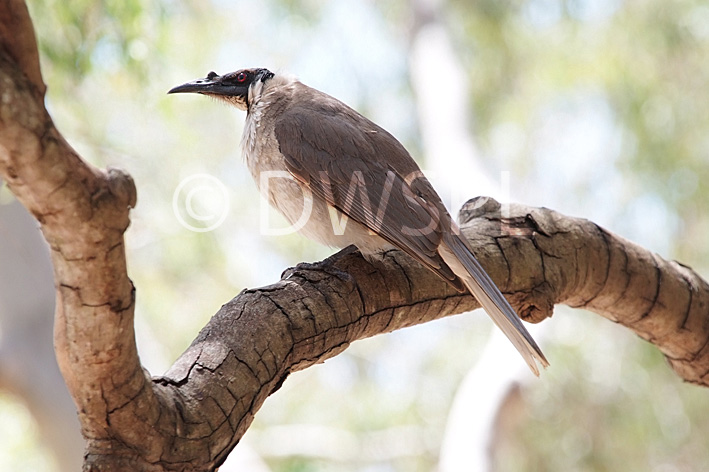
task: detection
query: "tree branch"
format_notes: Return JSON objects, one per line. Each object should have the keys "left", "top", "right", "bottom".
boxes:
{"left": 456, "top": 198, "right": 709, "bottom": 382}
{"left": 0, "top": 0, "right": 44, "bottom": 94}
{"left": 2, "top": 2, "right": 709, "bottom": 470}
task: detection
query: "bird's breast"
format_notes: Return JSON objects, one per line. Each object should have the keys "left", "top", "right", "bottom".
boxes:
{"left": 240, "top": 109, "right": 390, "bottom": 253}
{"left": 242, "top": 109, "right": 308, "bottom": 223}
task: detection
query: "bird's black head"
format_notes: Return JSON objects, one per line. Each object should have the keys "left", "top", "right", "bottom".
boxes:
{"left": 168, "top": 68, "right": 274, "bottom": 110}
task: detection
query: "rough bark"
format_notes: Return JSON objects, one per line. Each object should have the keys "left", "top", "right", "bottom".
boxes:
{"left": 2, "top": 1, "right": 709, "bottom": 471}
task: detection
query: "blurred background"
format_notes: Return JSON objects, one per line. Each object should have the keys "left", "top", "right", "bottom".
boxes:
{"left": 1, "top": 0, "right": 708, "bottom": 470}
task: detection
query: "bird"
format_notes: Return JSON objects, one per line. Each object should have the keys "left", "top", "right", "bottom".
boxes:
{"left": 168, "top": 68, "right": 549, "bottom": 375}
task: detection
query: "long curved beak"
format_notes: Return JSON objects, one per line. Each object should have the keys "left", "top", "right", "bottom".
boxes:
{"left": 168, "top": 76, "right": 220, "bottom": 95}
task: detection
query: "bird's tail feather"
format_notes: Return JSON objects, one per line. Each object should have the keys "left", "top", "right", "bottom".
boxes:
{"left": 439, "top": 231, "right": 549, "bottom": 376}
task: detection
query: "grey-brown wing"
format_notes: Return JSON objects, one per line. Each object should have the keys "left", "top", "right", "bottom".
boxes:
{"left": 273, "top": 100, "right": 464, "bottom": 291}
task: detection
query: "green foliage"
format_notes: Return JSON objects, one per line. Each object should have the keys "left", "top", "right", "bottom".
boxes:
{"left": 447, "top": 0, "right": 709, "bottom": 265}
{"left": 29, "top": 0, "right": 161, "bottom": 81}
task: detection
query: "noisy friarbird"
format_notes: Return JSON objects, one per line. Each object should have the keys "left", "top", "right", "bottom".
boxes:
{"left": 169, "top": 68, "right": 548, "bottom": 375}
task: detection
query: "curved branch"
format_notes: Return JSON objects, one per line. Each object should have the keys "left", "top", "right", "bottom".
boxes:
{"left": 0, "top": 0, "right": 44, "bottom": 94}
{"left": 457, "top": 197, "right": 709, "bottom": 382}
{"left": 0, "top": 0, "right": 140, "bottom": 460}
{"left": 2, "top": 2, "right": 709, "bottom": 470}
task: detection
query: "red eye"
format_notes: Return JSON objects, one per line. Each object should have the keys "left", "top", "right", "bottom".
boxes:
{"left": 236, "top": 72, "right": 247, "bottom": 83}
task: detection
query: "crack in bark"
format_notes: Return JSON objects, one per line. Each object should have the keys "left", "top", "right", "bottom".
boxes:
{"left": 106, "top": 372, "right": 147, "bottom": 416}
{"left": 592, "top": 226, "right": 614, "bottom": 304}
{"left": 639, "top": 253, "right": 662, "bottom": 320}
{"left": 383, "top": 249, "right": 414, "bottom": 296}
{"left": 582, "top": 224, "right": 613, "bottom": 306}
{"left": 679, "top": 270, "right": 694, "bottom": 331}
{"left": 610, "top": 234, "right": 632, "bottom": 316}
{"left": 492, "top": 236, "right": 513, "bottom": 291}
